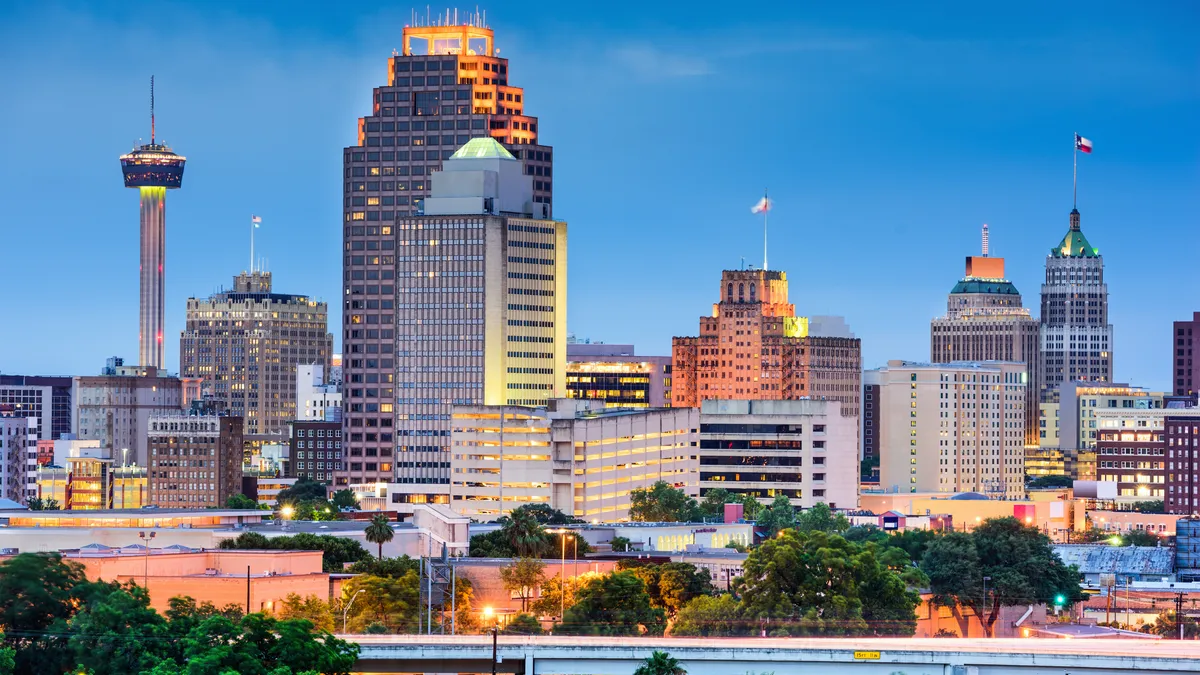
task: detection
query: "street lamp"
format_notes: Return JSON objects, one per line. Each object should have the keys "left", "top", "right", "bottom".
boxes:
{"left": 281, "top": 505, "right": 294, "bottom": 530}
{"left": 490, "top": 625, "right": 498, "bottom": 675}
{"left": 342, "top": 589, "right": 365, "bottom": 633}
{"left": 138, "top": 531, "right": 156, "bottom": 589}
{"left": 554, "top": 531, "right": 573, "bottom": 621}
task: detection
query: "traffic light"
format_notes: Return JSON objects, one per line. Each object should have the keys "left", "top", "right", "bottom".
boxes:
{"left": 1054, "top": 594, "right": 1066, "bottom": 606}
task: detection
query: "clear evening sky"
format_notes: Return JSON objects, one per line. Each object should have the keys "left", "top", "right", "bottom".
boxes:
{"left": 1, "top": 1, "right": 1196, "bottom": 391}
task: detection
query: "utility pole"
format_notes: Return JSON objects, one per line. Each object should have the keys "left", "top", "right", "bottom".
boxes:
{"left": 491, "top": 625, "right": 498, "bottom": 675}
{"left": 1176, "top": 592, "right": 1187, "bottom": 640}
{"left": 246, "top": 565, "right": 251, "bottom": 614}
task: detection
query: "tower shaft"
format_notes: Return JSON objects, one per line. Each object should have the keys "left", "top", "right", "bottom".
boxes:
{"left": 139, "top": 186, "right": 166, "bottom": 370}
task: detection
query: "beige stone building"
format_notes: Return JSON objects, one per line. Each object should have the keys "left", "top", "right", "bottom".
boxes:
{"left": 179, "top": 272, "right": 333, "bottom": 436}
{"left": 931, "top": 226, "right": 1040, "bottom": 446}
{"left": 449, "top": 399, "right": 697, "bottom": 521}
{"left": 867, "top": 360, "right": 1026, "bottom": 499}
{"left": 699, "top": 399, "right": 858, "bottom": 510}
{"left": 147, "top": 412, "right": 244, "bottom": 508}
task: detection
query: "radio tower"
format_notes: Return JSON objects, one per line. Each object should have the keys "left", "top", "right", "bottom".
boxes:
{"left": 119, "top": 76, "right": 186, "bottom": 370}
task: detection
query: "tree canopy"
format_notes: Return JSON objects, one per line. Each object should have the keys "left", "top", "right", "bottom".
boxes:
{"left": 629, "top": 481, "right": 701, "bottom": 522}
{"left": 619, "top": 561, "right": 714, "bottom": 618}
{"left": 559, "top": 571, "right": 665, "bottom": 636}
{"left": 275, "top": 476, "right": 328, "bottom": 503}
{"left": 499, "top": 558, "right": 546, "bottom": 612}
{"left": 364, "top": 515, "right": 395, "bottom": 559}
{"left": 633, "top": 650, "right": 686, "bottom": 675}
{"left": 922, "top": 517, "right": 1083, "bottom": 637}
{"left": 468, "top": 506, "right": 592, "bottom": 558}
{"left": 218, "top": 532, "right": 370, "bottom": 572}
{"left": 1026, "top": 474, "right": 1073, "bottom": 489}
{"left": 225, "top": 493, "right": 259, "bottom": 509}
{"left": 754, "top": 495, "right": 796, "bottom": 537}
{"left": 793, "top": 502, "right": 850, "bottom": 534}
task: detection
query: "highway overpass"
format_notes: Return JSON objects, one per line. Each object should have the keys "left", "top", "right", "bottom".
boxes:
{"left": 347, "top": 635, "right": 1200, "bottom": 674}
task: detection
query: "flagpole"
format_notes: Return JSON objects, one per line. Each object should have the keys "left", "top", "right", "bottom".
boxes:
{"left": 1072, "top": 134, "right": 1078, "bottom": 210}
{"left": 250, "top": 216, "right": 255, "bottom": 274}
{"left": 762, "top": 188, "right": 769, "bottom": 271}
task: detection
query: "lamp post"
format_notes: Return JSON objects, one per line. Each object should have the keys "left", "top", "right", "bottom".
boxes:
{"left": 490, "top": 625, "right": 498, "bottom": 675}
{"left": 556, "top": 531, "right": 572, "bottom": 622}
{"left": 342, "top": 589, "right": 365, "bottom": 633}
{"left": 281, "top": 504, "right": 294, "bottom": 531}
{"left": 138, "top": 530, "right": 156, "bottom": 589}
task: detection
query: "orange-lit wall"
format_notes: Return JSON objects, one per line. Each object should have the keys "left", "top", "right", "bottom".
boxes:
{"left": 964, "top": 256, "right": 1005, "bottom": 279}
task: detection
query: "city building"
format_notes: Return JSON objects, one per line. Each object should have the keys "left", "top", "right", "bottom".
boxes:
{"left": 862, "top": 381, "right": 881, "bottom": 480}
{"left": 698, "top": 399, "right": 857, "bottom": 509}
{"left": 255, "top": 476, "right": 297, "bottom": 508}
{"left": 930, "top": 225, "right": 1040, "bottom": 445}
{"left": 1040, "top": 208, "right": 1114, "bottom": 395}
{"left": 566, "top": 342, "right": 671, "bottom": 408}
{"left": 1167, "top": 416, "right": 1200, "bottom": 515}
{"left": 339, "top": 136, "right": 567, "bottom": 507}
{"left": 119, "top": 79, "right": 186, "bottom": 370}
{"left": 111, "top": 465, "right": 148, "bottom": 509}
{"left": 671, "top": 269, "right": 862, "bottom": 444}
{"left": 73, "top": 357, "right": 197, "bottom": 467}
{"left": 0, "top": 375, "right": 72, "bottom": 440}
{"left": 146, "top": 411, "right": 244, "bottom": 508}
{"left": 60, "top": 442, "right": 112, "bottom": 510}
{"left": 0, "top": 408, "right": 31, "bottom": 503}
{"left": 289, "top": 420, "right": 341, "bottom": 482}
{"left": 449, "top": 399, "right": 697, "bottom": 521}
{"left": 179, "top": 271, "right": 333, "bottom": 435}
{"left": 1051, "top": 382, "right": 1164, "bottom": 479}
{"left": 1171, "top": 312, "right": 1200, "bottom": 397}
{"left": 296, "top": 364, "right": 342, "bottom": 422}
{"left": 867, "top": 360, "right": 1026, "bottom": 498}
{"left": 1093, "top": 407, "right": 1200, "bottom": 500}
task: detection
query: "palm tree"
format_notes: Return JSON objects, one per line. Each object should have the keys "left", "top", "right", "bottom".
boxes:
{"left": 505, "top": 507, "right": 547, "bottom": 557}
{"left": 633, "top": 650, "right": 686, "bottom": 675}
{"left": 365, "top": 514, "right": 395, "bottom": 559}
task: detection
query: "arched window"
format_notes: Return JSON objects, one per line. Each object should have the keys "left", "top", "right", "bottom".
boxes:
{"left": 750, "top": 283, "right": 757, "bottom": 302}
{"left": 738, "top": 283, "right": 745, "bottom": 302}
{"left": 726, "top": 283, "right": 733, "bottom": 302}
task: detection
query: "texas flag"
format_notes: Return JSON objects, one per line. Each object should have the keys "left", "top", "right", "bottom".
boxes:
{"left": 252, "top": 215, "right": 262, "bottom": 228}
{"left": 750, "top": 196, "right": 772, "bottom": 214}
{"left": 1075, "top": 134, "right": 1093, "bottom": 154}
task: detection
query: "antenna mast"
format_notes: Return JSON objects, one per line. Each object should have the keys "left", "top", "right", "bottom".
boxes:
{"left": 981, "top": 223, "right": 989, "bottom": 257}
{"left": 150, "top": 75, "right": 155, "bottom": 145}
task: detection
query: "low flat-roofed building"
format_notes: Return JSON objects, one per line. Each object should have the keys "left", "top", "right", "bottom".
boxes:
{"left": 1053, "top": 544, "right": 1176, "bottom": 585}
{"left": 567, "top": 521, "right": 753, "bottom": 553}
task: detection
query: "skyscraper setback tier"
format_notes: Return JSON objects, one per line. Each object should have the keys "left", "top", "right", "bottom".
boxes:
{"left": 1171, "top": 312, "right": 1200, "bottom": 397}
{"left": 344, "top": 22, "right": 552, "bottom": 230}
{"left": 671, "top": 269, "right": 862, "bottom": 431}
{"left": 179, "top": 272, "right": 333, "bottom": 436}
{"left": 1040, "top": 208, "right": 1113, "bottom": 395}
{"left": 338, "top": 137, "right": 566, "bottom": 508}
{"left": 931, "top": 235, "right": 1040, "bottom": 446}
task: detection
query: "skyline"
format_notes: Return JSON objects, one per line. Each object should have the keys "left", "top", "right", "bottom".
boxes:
{"left": 1, "top": 2, "right": 1198, "bottom": 391}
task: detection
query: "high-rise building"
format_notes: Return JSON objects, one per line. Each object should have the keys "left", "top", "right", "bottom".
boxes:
{"left": 699, "top": 399, "right": 858, "bottom": 510}
{"left": 931, "top": 226, "right": 1040, "bottom": 446}
{"left": 1092, "top": 406, "right": 1195, "bottom": 500}
{"left": 1047, "top": 382, "right": 1164, "bottom": 479}
{"left": 867, "top": 360, "right": 1026, "bottom": 498}
{"left": 179, "top": 271, "right": 333, "bottom": 434}
{"left": 0, "top": 375, "right": 72, "bottom": 440}
{"left": 0, "top": 407, "right": 31, "bottom": 503}
{"left": 339, "top": 136, "right": 567, "bottom": 510}
{"left": 1166, "top": 413, "right": 1200, "bottom": 515}
{"left": 449, "top": 399, "right": 698, "bottom": 521}
{"left": 146, "top": 411, "right": 243, "bottom": 508}
{"left": 119, "top": 78, "right": 186, "bottom": 370}
{"left": 1040, "top": 209, "right": 1113, "bottom": 395}
{"left": 671, "top": 269, "right": 861, "bottom": 436}
{"left": 1171, "top": 312, "right": 1200, "bottom": 397}
{"left": 566, "top": 343, "right": 672, "bottom": 408}
{"left": 296, "top": 365, "right": 342, "bottom": 422}
{"left": 344, "top": 17, "right": 553, "bottom": 224}
{"left": 288, "top": 420, "right": 341, "bottom": 482}
{"left": 73, "top": 358, "right": 196, "bottom": 468}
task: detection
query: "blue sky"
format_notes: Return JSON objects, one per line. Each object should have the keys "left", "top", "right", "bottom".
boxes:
{"left": 1, "top": 1, "right": 1197, "bottom": 391}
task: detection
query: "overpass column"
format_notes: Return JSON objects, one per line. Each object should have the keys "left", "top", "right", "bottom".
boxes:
{"left": 524, "top": 652, "right": 534, "bottom": 675}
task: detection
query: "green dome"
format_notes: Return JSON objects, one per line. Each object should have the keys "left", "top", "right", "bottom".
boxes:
{"left": 950, "top": 279, "right": 1020, "bottom": 295}
{"left": 1051, "top": 209, "right": 1100, "bottom": 258}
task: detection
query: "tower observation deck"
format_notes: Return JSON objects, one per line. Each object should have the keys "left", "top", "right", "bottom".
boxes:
{"left": 119, "top": 76, "right": 185, "bottom": 370}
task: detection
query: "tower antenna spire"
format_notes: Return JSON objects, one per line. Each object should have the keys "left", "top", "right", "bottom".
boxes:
{"left": 982, "top": 223, "right": 989, "bottom": 257}
{"left": 150, "top": 75, "right": 155, "bottom": 145}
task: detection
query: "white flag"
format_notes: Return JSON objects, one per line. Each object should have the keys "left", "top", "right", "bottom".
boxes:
{"left": 750, "top": 197, "right": 771, "bottom": 214}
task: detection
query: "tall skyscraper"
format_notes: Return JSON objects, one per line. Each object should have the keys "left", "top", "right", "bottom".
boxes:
{"left": 671, "top": 269, "right": 861, "bottom": 434}
{"left": 1040, "top": 209, "right": 1113, "bottom": 395}
{"left": 339, "top": 136, "right": 567, "bottom": 510}
{"left": 119, "top": 77, "right": 185, "bottom": 370}
{"left": 179, "top": 271, "right": 333, "bottom": 435}
{"left": 867, "top": 360, "right": 1026, "bottom": 498}
{"left": 1171, "top": 312, "right": 1200, "bottom": 397}
{"left": 931, "top": 225, "right": 1040, "bottom": 445}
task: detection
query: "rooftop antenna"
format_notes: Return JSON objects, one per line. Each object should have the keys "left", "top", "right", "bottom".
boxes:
{"left": 981, "top": 223, "right": 989, "bottom": 257}
{"left": 149, "top": 75, "right": 155, "bottom": 145}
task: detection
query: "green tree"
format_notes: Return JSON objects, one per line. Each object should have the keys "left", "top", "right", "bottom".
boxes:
{"left": 146, "top": 613, "right": 358, "bottom": 675}
{"left": 1026, "top": 474, "right": 1073, "bottom": 489}
{"left": 340, "top": 573, "right": 421, "bottom": 633}
{"left": 610, "top": 536, "right": 632, "bottom": 552}
{"left": 922, "top": 518, "right": 1082, "bottom": 637}
{"left": 226, "top": 493, "right": 258, "bottom": 509}
{"left": 499, "top": 558, "right": 546, "bottom": 612}
{"left": 669, "top": 594, "right": 747, "bottom": 637}
{"left": 529, "top": 574, "right": 583, "bottom": 619}
{"left": 291, "top": 498, "right": 339, "bottom": 522}
{"left": 698, "top": 488, "right": 736, "bottom": 520}
{"left": 346, "top": 555, "right": 419, "bottom": 578}
{"left": 739, "top": 496, "right": 762, "bottom": 521}
{"left": 736, "top": 529, "right": 918, "bottom": 636}
{"left": 634, "top": 650, "right": 686, "bottom": 675}
{"left": 277, "top": 594, "right": 334, "bottom": 633}
{"left": 754, "top": 495, "right": 796, "bottom": 537}
{"left": 516, "top": 503, "right": 581, "bottom": 525}
{"left": 363, "top": 622, "right": 389, "bottom": 634}
{"left": 624, "top": 563, "right": 713, "bottom": 618}
{"left": 364, "top": 514, "right": 395, "bottom": 559}
{"left": 502, "top": 613, "right": 543, "bottom": 635}
{"left": 276, "top": 477, "right": 328, "bottom": 503}
{"left": 560, "top": 572, "right": 665, "bottom": 636}
{"left": 218, "top": 532, "right": 370, "bottom": 572}
{"left": 0, "top": 552, "right": 98, "bottom": 675}
{"left": 1138, "top": 611, "right": 1200, "bottom": 639}
{"left": 630, "top": 481, "right": 701, "bottom": 522}
{"left": 793, "top": 502, "right": 850, "bottom": 534}
{"left": 506, "top": 507, "right": 549, "bottom": 557}
{"left": 1128, "top": 500, "right": 1165, "bottom": 514}
{"left": 467, "top": 529, "right": 511, "bottom": 558}
{"left": 0, "top": 634, "right": 13, "bottom": 675}
{"left": 331, "top": 489, "right": 360, "bottom": 510}
{"left": 1094, "top": 529, "right": 1162, "bottom": 546}
{"left": 67, "top": 583, "right": 167, "bottom": 675}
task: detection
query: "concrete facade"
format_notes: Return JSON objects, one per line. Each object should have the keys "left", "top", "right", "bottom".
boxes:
{"left": 296, "top": 364, "right": 342, "bottom": 422}
{"left": 449, "top": 399, "right": 697, "bottom": 521}
{"left": 179, "top": 271, "right": 334, "bottom": 435}
{"left": 699, "top": 399, "right": 858, "bottom": 509}
{"left": 867, "top": 360, "right": 1026, "bottom": 499}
